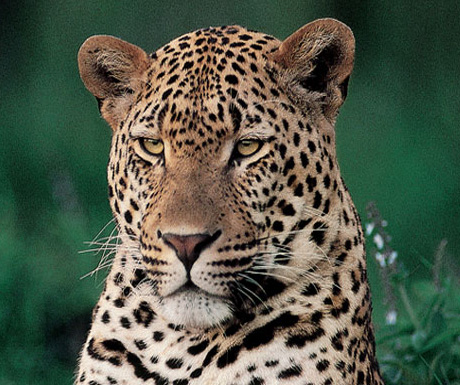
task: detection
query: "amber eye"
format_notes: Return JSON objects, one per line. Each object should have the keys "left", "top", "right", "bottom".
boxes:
{"left": 235, "top": 139, "right": 263, "bottom": 157}
{"left": 139, "top": 138, "right": 164, "bottom": 156}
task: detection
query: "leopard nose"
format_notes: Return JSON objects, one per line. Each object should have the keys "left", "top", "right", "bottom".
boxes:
{"left": 162, "top": 231, "right": 221, "bottom": 273}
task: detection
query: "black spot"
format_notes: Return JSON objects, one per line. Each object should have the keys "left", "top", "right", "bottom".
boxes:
{"left": 343, "top": 210, "right": 350, "bottom": 225}
{"left": 134, "top": 339, "right": 147, "bottom": 350}
{"left": 316, "top": 359, "right": 330, "bottom": 372}
{"left": 263, "top": 278, "right": 287, "bottom": 298}
{"left": 294, "top": 183, "right": 304, "bottom": 197}
{"left": 345, "top": 239, "right": 352, "bottom": 250}
{"left": 161, "top": 88, "right": 173, "bottom": 100}
{"left": 182, "top": 61, "right": 193, "bottom": 70}
{"left": 306, "top": 175, "right": 317, "bottom": 192}
{"left": 249, "top": 377, "right": 265, "bottom": 385}
{"left": 332, "top": 272, "right": 341, "bottom": 295}
{"left": 331, "top": 298, "right": 350, "bottom": 318}
{"left": 313, "top": 191, "right": 322, "bottom": 209}
{"left": 87, "top": 338, "right": 110, "bottom": 364}
{"left": 308, "top": 140, "right": 316, "bottom": 153}
{"left": 351, "top": 271, "right": 361, "bottom": 293}
{"left": 272, "top": 221, "right": 284, "bottom": 232}
{"left": 102, "top": 339, "right": 126, "bottom": 352}
{"left": 190, "top": 368, "right": 203, "bottom": 378}
{"left": 124, "top": 211, "right": 133, "bottom": 224}
{"left": 101, "top": 311, "right": 110, "bottom": 324}
{"left": 238, "top": 34, "right": 252, "bottom": 41}
{"left": 225, "top": 74, "right": 238, "bottom": 84}
{"left": 279, "top": 144, "right": 287, "bottom": 159}
{"left": 229, "top": 103, "right": 242, "bottom": 133}
{"left": 150, "top": 356, "right": 159, "bottom": 364}
{"left": 130, "top": 269, "right": 146, "bottom": 288}
{"left": 316, "top": 161, "right": 323, "bottom": 174}
{"left": 336, "top": 252, "right": 347, "bottom": 266}
{"left": 297, "top": 218, "right": 312, "bottom": 230}
{"left": 278, "top": 364, "right": 302, "bottom": 379}
{"left": 202, "top": 345, "right": 219, "bottom": 367}
{"left": 166, "top": 358, "right": 183, "bottom": 369}
{"left": 265, "top": 360, "right": 279, "bottom": 367}
{"left": 267, "top": 108, "right": 276, "bottom": 118}
{"left": 217, "top": 344, "right": 242, "bottom": 368}
{"left": 323, "top": 199, "right": 330, "bottom": 214}
{"left": 243, "top": 312, "right": 299, "bottom": 350}
{"left": 188, "top": 340, "right": 210, "bottom": 355}
{"left": 293, "top": 132, "right": 300, "bottom": 147}
{"left": 133, "top": 301, "right": 155, "bottom": 327}
{"left": 153, "top": 331, "right": 164, "bottom": 342}
{"left": 302, "top": 283, "right": 321, "bottom": 297}
{"left": 126, "top": 352, "right": 155, "bottom": 382}
{"left": 285, "top": 327, "right": 325, "bottom": 347}
{"left": 281, "top": 204, "right": 296, "bottom": 216}
{"left": 195, "top": 38, "right": 205, "bottom": 46}
{"left": 311, "top": 310, "right": 323, "bottom": 324}
{"left": 282, "top": 119, "right": 289, "bottom": 131}
{"left": 120, "top": 317, "right": 131, "bottom": 329}
{"left": 167, "top": 74, "right": 179, "bottom": 85}
{"left": 311, "top": 222, "right": 327, "bottom": 246}
{"left": 283, "top": 157, "right": 295, "bottom": 176}
{"left": 231, "top": 62, "right": 246, "bottom": 76}
{"left": 123, "top": 286, "right": 131, "bottom": 297}
{"left": 331, "top": 333, "right": 344, "bottom": 351}
{"left": 113, "top": 298, "right": 124, "bottom": 308}
{"left": 173, "top": 380, "right": 189, "bottom": 385}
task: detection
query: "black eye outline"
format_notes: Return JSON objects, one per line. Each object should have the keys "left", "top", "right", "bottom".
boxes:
{"left": 138, "top": 138, "right": 164, "bottom": 157}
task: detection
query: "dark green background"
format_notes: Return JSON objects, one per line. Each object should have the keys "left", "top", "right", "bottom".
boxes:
{"left": 1, "top": 0, "right": 459, "bottom": 383}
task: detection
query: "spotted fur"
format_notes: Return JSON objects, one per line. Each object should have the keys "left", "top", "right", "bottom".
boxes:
{"left": 77, "top": 19, "right": 383, "bottom": 384}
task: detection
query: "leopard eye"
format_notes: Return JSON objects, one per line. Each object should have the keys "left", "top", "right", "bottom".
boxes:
{"left": 139, "top": 138, "right": 164, "bottom": 156}
{"left": 235, "top": 139, "right": 263, "bottom": 157}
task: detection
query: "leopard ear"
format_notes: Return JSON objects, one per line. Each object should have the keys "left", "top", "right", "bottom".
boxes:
{"left": 78, "top": 35, "right": 150, "bottom": 129}
{"left": 269, "top": 19, "right": 355, "bottom": 121}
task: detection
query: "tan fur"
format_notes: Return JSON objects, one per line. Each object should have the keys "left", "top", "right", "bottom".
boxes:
{"left": 78, "top": 35, "right": 150, "bottom": 128}
{"left": 76, "top": 20, "right": 383, "bottom": 385}
{"left": 269, "top": 18, "right": 354, "bottom": 121}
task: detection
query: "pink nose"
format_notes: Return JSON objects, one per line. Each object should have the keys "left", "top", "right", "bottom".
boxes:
{"left": 162, "top": 231, "right": 221, "bottom": 273}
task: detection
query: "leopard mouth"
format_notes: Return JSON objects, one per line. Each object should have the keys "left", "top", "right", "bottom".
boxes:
{"left": 167, "top": 279, "right": 226, "bottom": 301}
{"left": 159, "top": 280, "right": 233, "bottom": 328}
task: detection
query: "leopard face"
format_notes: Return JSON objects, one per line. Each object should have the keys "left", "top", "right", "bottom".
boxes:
{"left": 79, "top": 21, "right": 355, "bottom": 329}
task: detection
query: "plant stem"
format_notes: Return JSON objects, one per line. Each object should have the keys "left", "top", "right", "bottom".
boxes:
{"left": 398, "top": 283, "right": 422, "bottom": 330}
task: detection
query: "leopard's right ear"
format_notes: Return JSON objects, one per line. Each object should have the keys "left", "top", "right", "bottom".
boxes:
{"left": 268, "top": 19, "right": 354, "bottom": 122}
{"left": 78, "top": 35, "right": 150, "bottom": 129}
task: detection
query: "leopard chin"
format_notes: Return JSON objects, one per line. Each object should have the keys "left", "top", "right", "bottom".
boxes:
{"left": 158, "top": 285, "right": 233, "bottom": 329}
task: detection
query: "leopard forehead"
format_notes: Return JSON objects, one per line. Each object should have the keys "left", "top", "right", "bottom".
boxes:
{"left": 126, "top": 26, "right": 283, "bottom": 154}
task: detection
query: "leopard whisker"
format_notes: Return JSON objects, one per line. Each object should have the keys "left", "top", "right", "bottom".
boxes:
{"left": 237, "top": 273, "right": 267, "bottom": 296}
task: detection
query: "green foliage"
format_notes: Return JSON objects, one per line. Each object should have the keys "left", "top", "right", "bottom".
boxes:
{"left": 378, "top": 271, "right": 460, "bottom": 384}
{"left": 367, "top": 205, "right": 460, "bottom": 384}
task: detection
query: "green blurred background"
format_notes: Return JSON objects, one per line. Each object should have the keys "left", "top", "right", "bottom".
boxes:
{"left": 1, "top": 0, "right": 459, "bottom": 383}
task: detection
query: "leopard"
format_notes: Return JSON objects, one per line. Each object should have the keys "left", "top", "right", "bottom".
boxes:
{"left": 76, "top": 18, "right": 383, "bottom": 384}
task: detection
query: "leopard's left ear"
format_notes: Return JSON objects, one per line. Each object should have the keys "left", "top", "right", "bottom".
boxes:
{"left": 269, "top": 19, "right": 355, "bottom": 121}
{"left": 78, "top": 35, "right": 150, "bottom": 130}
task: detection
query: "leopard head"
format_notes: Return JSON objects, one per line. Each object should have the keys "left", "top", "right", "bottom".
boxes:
{"left": 78, "top": 19, "right": 355, "bottom": 328}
